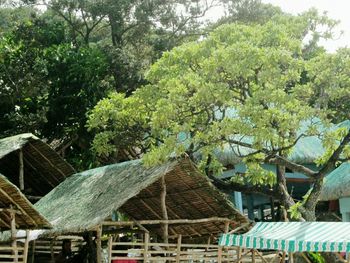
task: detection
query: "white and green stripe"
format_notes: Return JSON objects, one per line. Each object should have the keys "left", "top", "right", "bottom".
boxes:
{"left": 219, "top": 222, "right": 350, "bottom": 252}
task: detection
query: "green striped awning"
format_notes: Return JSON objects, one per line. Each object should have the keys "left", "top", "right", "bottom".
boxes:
{"left": 219, "top": 222, "right": 350, "bottom": 252}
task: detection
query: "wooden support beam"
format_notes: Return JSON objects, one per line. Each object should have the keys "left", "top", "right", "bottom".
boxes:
{"left": 300, "top": 252, "right": 312, "bottom": 263}
{"left": 28, "top": 143, "right": 67, "bottom": 179}
{"left": 289, "top": 252, "right": 294, "bottom": 263}
{"left": 228, "top": 223, "right": 250, "bottom": 234}
{"left": 30, "top": 241, "right": 36, "bottom": 263}
{"left": 253, "top": 249, "right": 269, "bottom": 263}
{"left": 10, "top": 209, "right": 18, "bottom": 263}
{"left": 144, "top": 232, "right": 149, "bottom": 263}
{"left": 236, "top": 247, "right": 242, "bottom": 263}
{"left": 0, "top": 188, "right": 37, "bottom": 226}
{"left": 224, "top": 221, "right": 230, "bottom": 233}
{"left": 23, "top": 230, "right": 29, "bottom": 263}
{"left": 218, "top": 246, "right": 222, "bottom": 263}
{"left": 160, "top": 176, "right": 168, "bottom": 244}
{"left": 96, "top": 226, "right": 102, "bottom": 263}
{"left": 19, "top": 149, "right": 24, "bottom": 191}
{"left": 103, "top": 217, "right": 233, "bottom": 226}
{"left": 108, "top": 236, "right": 112, "bottom": 263}
{"left": 0, "top": 208, "right": 21, "bottom": 214}
{"left": 176, "top": 234, "right": 182, "bottom": 263}
{"left": 50, "top": 239, "right": 55, "bottom": 261}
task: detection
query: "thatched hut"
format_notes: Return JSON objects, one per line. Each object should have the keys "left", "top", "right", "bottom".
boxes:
{"left": 319, "top": 162, "right": 350, "bottom": 221}
{"left": 0, "top": 173, "right": 51, "bottom": 262}
{"left": 0, "top": 133, "right": 75, "bottom": 200}
{"left": 33, "top": 157, "right": 248, "bottom": 262}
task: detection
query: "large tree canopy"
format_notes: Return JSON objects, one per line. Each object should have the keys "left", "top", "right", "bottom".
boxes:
{"left": 88, "top": 13, "right": 350, "bottom": 220}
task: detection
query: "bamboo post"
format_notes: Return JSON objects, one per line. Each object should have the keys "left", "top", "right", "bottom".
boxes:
{"left": 281, "top": 251, "right": 286, "bottom": 263}
{"left": 218, "top": 246, "right": 222, "bottom": 263}
{"left": 50, "top": 239, "right": 55, "bottom": 261}
{"left": 10, "top": 209, "right": 18, "bottom": 263}
{"left": 108, "top": 236, "right": 112, "bottom": 263}
{"left": 144, "top": 232, "right": 149, "bottom": 263}
{"left": 347, "top": 253, "right": 350, "bottom": 263}
{"left": 224, "top": 221, "right": 230, "bottom": 233}
{"left": 96, "top": 226, "right": 102, "bottom": 263}
{"left": 23, "top": 230, "right": 29, "bottom": 263}
{"left": 19, "top": 149, "right": 24, "bottom": 191}
{"left": 289, "top": 252, "right": 294, "bottom": 263}
{"left": 176, "top": 234, "right": 182, "bottom": 263}
{"left": 237, "top": 247, "right": 242, "bottom": 263}
{"left": 252, "top": 249, "right": 256, "bottom": 263}
{"left": 30, "top": 241, "right": 35, "bottom": 263}
{"left": 160, "top": 176, "right": 169, "bottom": 243}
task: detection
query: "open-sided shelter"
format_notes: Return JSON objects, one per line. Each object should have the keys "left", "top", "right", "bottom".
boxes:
{"left": 219, "top": 221, "right": 350, "bottom": 262}
{"left": 0, "top": 173, "right": 51, "bottom": 262}
{"left": 33, "top": 157, "right": 248, "bottom": 262}
{"left": 0, "top": 133, "right": 75, "bottom": 200}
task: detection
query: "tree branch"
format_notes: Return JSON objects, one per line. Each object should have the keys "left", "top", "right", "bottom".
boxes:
{"left": 317, "top": 129, "right": 350, "bottom": 177}
{"left": 208, "top": 175, "right": 280, "bottom": 199}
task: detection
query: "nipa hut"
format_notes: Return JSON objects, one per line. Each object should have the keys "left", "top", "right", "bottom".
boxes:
{"left": 319, "top": 161, "right": 350, "bottom": 222}
{"left": 32, "top": 157, "right": 249, "bottom": 262}
{"left": 0, "top": 133, "right": 75, "bottom": 201}
{"left": 0, "top": 173, "right": 51, "bottom": 262}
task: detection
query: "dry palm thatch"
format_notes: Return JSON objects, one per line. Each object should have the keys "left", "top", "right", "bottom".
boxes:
{"left": 0, "top": 173, "right": 51, "bottom": 230}
{"left": 319, "top": 162, "right": 350, "bottom": 201}
{"left": 35, "top": 158, "right": 248, "bottom": 238}
{"left": 0, "top": 133, "right": 75, "bottom": 197}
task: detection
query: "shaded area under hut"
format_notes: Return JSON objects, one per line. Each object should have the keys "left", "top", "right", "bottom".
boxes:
{"left": 0, "top": 173, "right": 51, "bottom": 262}
{"left": 31, "top": 157, "right": 249, "bottom": 262}
{"left": 0, "top": 133, "right": 75, "bottom": 201}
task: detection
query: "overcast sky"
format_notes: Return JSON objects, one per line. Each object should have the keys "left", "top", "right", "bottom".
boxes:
{"left": 262, "top": 0, "right": 349, "bottom": 52}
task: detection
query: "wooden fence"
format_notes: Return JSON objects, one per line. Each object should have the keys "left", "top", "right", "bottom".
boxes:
{"left": 107, "top": 234, "right": 278, "bottom": 263}
{"left": 0, "top": 242, "right": 26, "bottom": 263}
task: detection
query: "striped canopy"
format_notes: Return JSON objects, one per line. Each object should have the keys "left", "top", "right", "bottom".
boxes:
{"left": 220, "top": 222, "right": 350, "bottom": 252}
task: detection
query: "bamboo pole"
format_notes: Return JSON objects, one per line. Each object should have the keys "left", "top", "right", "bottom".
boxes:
{"left": 160, "top": 176, "right": 169, "bottom": 244}
{"left": 176, "top": 234, "right": 182, "bottom": 263}
{"left": 19, "top": 149, "right": 24, "bottom": 191}
{"left": 10, "top": 210, "right": 18, "bottom": 263}
{"left": 300, "top": 252, "right": 312, "bottom": 263}
{"left": 347, "top": 253, "right": 350, "bottom": 263}
{"left": 108, "top": 236, "right": 112, "bottom": 263}
{"left": 23, "top": 230, "right": 29, "bottom": 263}
{"left": 218, "top": 246, "right": 222, "bottom": 263}
{"left": 254, "top": 249, "right": 269, "bottom": 263}
{"left": 228, "top": 223, "right": 250, "bottom": 234}
{"left": 281, "top": 251, "right": 286, "bottom": 263}
{"left": 144, "top": 232, "right": 149, "bottom": 263}
{"left": 252, "top": 249, "right": 256, "bottom": 263}
{"left": 289, "top": 252, "right": 294, "bottom": 263}
{"left": 224, "top": 221, "right": 230, "bottom": 233}
{"left": 103, "top": 217, "right": 232, "bottom": 226}
{"left": 96, "top": 226, "right": 102, "bottom": 263}
{"left": 30, "top": 241, "right": 35, "bottom": 263}
{"left": 50, "top": 239, "right": 54, "bottom": 261}
{"left": 236, "top": 247, "right": 242, "bottom": 263}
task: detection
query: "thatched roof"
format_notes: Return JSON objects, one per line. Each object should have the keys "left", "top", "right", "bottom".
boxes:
{"left": 35, "top": 158, "right": 247, "bottom": 238}
{"left": 0, "top": 173, "right": 51, "bottom": 230}
{"left": 319, "top": 162, "right": 350, "bottom": 201}
{"left": 0, "top": 133, "right": 75, "bottom": 197}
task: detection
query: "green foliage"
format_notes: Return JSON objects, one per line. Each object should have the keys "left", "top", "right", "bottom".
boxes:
{"left": 88, "top": 16, "right": 335, "bottom": 180}
{"left": 308, "top": 252, "right": 326, "bottom": 263}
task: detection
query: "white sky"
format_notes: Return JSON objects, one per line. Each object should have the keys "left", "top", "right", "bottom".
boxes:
{"left": 262, "top": 0, "right": 349, "bottom": 52}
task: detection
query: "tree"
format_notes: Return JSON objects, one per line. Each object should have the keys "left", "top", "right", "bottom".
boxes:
{"left": 0, "top": 14, "right": 111, "bottom": 169}
{"left": 88, "top": 12, "right": 350, "bottom": 221}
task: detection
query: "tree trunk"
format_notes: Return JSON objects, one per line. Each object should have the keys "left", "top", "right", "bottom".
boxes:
{"left": 276, "top": 164, "right": 295, "bottom": 212}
